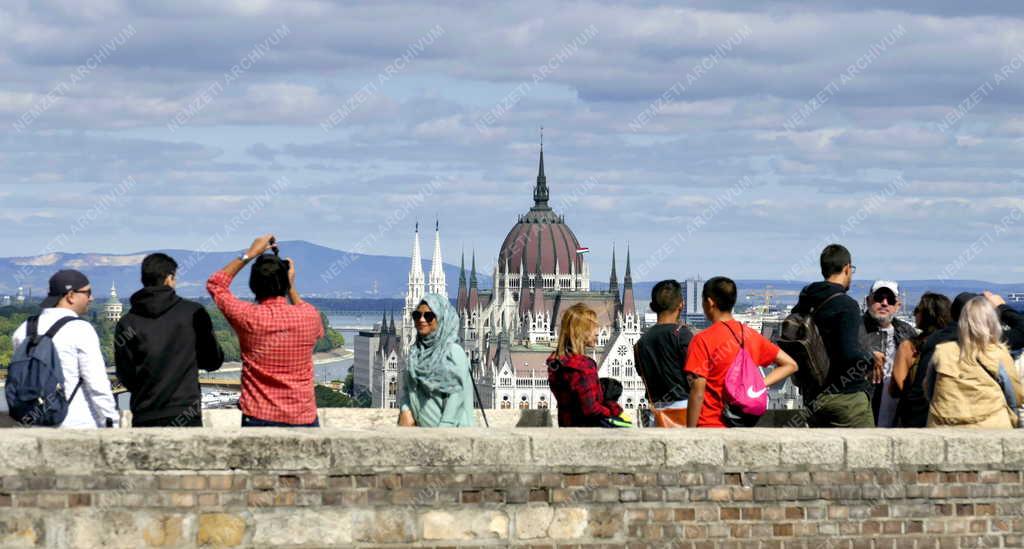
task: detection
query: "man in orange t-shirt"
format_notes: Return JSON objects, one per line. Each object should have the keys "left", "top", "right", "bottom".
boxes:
{"left": 684, "top": 277, "right": 798, "bottom": 428}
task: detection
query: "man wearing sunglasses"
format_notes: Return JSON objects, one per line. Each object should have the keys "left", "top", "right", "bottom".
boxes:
{"left": 862, "top": 280, "right": 917, "bottom": 428}
{"left": 11, "top": 269, "right": 119, "bottom": 428}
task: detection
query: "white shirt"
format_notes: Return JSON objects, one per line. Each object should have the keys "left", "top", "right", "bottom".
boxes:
{"left": 12, "top": 308, "right": 119, "bottom": 428}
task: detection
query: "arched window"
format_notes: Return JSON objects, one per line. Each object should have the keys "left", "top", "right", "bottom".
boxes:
{"left": 519, "top": 395, "right": 530, "bottom": 409}
{"left": 625, "top": 398, "right": 634, "bottom": 409}
{"left": 500, "top": 395, "right": 512, "bottom": 409}
{"left": 387, "top": 379, "right": 397, "bottom": 397}
{"left": 537, "top": 396, "right": 548, "bottom": 409}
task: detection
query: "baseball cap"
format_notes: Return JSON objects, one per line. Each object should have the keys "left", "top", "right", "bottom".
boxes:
{"left": 870, "top": 280, "right": 899, "bottom": 297}
{"left": 40, "top": 269, "right": 91, "bottom": 308}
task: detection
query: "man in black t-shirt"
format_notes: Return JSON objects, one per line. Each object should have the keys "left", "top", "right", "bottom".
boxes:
{"left": 634, "top": 280, "right": 694, "bottom": 408}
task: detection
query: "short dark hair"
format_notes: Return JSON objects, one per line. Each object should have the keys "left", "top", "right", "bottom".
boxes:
{"left": 820, "top": 244, "right": 852, "bottom": 278}
{"left": 249, "top": 255, "right": 291, "bottom": 300}
{"left": 141, "top": 253, "right": 178, "bottom": 287}
{"left": 650, "top": 279, "right": 683, "bottom": 314}
{"left": 702, "top": 276, "right": 737, "bottom": 312}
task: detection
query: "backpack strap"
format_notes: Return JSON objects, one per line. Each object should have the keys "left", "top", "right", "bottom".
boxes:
{"left": 722, "top": 321, "right": 745, "bottom": 349}
{"left": 810, "top": 292, "right": 844, "bottom": 316}
{"left": 43, "top": 316, "right": 85, "bottom": 340}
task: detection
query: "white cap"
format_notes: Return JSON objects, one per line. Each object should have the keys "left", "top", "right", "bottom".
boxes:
{"left": 870, "top": 280, "right": 899, "bottom": 296}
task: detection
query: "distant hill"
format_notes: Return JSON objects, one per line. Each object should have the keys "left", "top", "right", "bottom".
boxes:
{"left": 0, "top": 240, "right": 492, "bottom": 299}
{"left": 1, "top": 241, "right": 1020, "bottom": 304}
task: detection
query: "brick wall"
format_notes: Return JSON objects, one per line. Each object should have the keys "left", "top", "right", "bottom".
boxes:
{"left": 0, "top": 428, "right": 1022, "bottom": 547}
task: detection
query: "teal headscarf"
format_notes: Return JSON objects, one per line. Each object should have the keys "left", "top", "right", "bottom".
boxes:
{"left": 403, "top": 293, "right": 475, "bottom": 427}
{"left": 407, "top": 293, "right": 464, "bottom": 394}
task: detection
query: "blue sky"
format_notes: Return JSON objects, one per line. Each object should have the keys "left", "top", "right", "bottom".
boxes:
{"left": 2, "top": 1, "right": 1024, "bottom": 282}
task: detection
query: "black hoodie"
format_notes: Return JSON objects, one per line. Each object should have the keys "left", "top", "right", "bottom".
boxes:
{"left": 792, "top": 281, "right": 874, "bottom": 397}
{"left": 115, "top": 286, "right": 224, "bottom": 423}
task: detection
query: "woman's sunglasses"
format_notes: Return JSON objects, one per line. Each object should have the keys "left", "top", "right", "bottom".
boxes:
{"left": 411, "top": 311, "right": 436, "bottom": 322}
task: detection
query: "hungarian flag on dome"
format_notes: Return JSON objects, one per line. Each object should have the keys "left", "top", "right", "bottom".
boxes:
{"left": 576, "top": 247, "right": 590, "bottom": 254}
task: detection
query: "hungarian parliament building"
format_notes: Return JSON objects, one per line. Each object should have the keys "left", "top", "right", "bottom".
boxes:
{"left": 353, "top": 146, "right": 647, "bottom": 411}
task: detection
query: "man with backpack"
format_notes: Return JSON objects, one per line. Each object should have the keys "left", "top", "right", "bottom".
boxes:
{"left": 115, "top": 253, "right": 224, "bottom": 427}
{"left": 684, "top": 277, "right": 798, "bottom": 428}
{"left": 788, "top": 244, "right": 882, "bottom": 428}
{"left": 9, "top": 270, "right": 119, "bottom": 428}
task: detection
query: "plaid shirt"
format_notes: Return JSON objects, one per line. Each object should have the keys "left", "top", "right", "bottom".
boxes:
{"left": 207, "top": 270, "right": 324, "bottom": 424}
{"left": 547, "top": 354, "right": 623, "bottom": 427}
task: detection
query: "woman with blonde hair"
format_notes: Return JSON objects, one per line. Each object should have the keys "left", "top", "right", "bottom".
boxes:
{"left": 547, "top": 303, "right": 625, "bottom": 427}
{"left": 928, "top": 296, "right": 1022, "bottom": 428}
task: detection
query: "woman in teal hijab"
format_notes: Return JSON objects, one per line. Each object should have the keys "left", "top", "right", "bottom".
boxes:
{"left": 397, "top": 293, "right": 476, "bottom": 427}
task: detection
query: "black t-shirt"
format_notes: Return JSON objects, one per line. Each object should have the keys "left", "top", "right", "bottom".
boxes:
{"left": 634, "top": 323, "right": 694, "bottom": 403}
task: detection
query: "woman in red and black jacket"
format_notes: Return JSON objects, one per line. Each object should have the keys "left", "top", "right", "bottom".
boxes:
{"left": 546, "top": 303, "right": 623, "bottom": 427}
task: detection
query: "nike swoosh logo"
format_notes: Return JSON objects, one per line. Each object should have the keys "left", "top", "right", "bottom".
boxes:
{"left": 746, "top": 387, "right": 767, "bottom": 399}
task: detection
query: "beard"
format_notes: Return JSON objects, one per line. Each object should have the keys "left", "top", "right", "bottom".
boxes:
{"left": 869, "top": 308, "right": 895, "bottom": 326}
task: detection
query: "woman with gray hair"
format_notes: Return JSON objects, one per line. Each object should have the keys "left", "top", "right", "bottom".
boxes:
{"left": 928, "top": 297, "right": 1023, "bottom": 428}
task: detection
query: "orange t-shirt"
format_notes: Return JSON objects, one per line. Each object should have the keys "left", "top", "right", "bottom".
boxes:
{"left": 683, "top": 320, "right": 780, "bottom": 428}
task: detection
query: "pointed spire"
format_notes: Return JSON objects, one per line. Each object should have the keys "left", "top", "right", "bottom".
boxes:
{"left": 389, "top": 311, "right": 396, "bottom": 335}
{"left": 410, "top": 222, "right": 424, "bottom": 277}
{"left": 457, "top": 249, "right": 468, "bottom": 312}
{"left": 518, "top": 254, "right": 531, "bottom": 316}
{"left": 623, "top": 244, "right": 636, "bottom": 319}
{"left": 428, "top": 218, "right": 446, "bottom": 297}
{"left": 609, "top": 244, "right": 619, "bottom": 297}
{"left": 381, "top": 310, "right": 388, "bottom": 333}
{"left": 532, "top": 236, "right": 546, "bottom": 315}
{"left": 468, "top": 250, "right": 480, "bottom": 311}
{"left": 533, "top": 128, "right": 549, "bottom": 208}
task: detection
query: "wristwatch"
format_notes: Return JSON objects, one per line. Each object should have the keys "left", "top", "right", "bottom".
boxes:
{"left": 239, "top": 252, "right": 251, "bottom": 263}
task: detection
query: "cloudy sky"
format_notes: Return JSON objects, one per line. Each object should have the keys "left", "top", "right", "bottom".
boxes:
{"left": 2, "top": 1, "right": 1024, "bottom": 283}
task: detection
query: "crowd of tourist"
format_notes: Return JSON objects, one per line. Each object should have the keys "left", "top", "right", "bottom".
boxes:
{"left": 4, "top": 237, "right": 1022, "bottom": 430}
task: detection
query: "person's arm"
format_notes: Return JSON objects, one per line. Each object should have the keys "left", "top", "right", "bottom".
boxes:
{"left": 572, "top": 367, "right": 622, "bottom": 419}
{"left": 890, "top": 340, "right": 916, "bottom": 397}
{"left": 398, "top": 368, "right": 416, "bottom": 426}
{"left": 687, "top": 375, "right": 706, "bottom": 428}
{"left": 986, "top": 292, "right": 1024, "bottom": 351}
{"left": 76, "top": 325, "right": 119, "bottom": 427}
{"left": 207, "top": 235, "right": 275, "bottom": 324}
{"left": 193, "top": 307, "right": 224, "bottom": 372}
{"left": 763, "top": 349, "right": 798, "bottom": 387}
{"left": 113, "top": 319, "right": 138, "bottom": 392}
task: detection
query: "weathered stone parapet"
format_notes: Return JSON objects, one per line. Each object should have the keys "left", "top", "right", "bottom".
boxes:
{"left": 0, "top": 428, "right": 1022, "bottom": 547}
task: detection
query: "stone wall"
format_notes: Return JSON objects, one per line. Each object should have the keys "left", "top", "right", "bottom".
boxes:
{"left": 0, "top": 428, "right": 1022, "bottom": 547}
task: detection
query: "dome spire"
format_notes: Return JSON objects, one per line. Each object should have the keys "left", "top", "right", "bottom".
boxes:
{"left": 533, "top": 127, "right": 549, "bottom": 209}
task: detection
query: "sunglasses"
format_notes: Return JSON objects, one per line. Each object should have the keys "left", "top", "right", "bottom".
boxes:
{"left": 72, "top": 288, "right": 92, "bottom": 297}
{"left": 872, "top": 290, "right": 897, "bottom": 305}
{"left": 411, "top": 311, "right": 436, "bottom": 322}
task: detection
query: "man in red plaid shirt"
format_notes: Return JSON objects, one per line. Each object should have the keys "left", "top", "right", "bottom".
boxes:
{"left": 207, "top": 235, "right": 324, "bottom": 427}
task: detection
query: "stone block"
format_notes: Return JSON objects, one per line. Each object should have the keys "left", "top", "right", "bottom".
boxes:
{"left": 514, "top": 505, "right": 554, "bottom": 540}
{"left": 250, "top": 509, "right": 352, "bottom": 545}
{"left": 656, "top": 431, "right": 726, "bottom": 467}
{"left": 892, "top": 432, "right": 945, "bottom": 465}
{"left": 352, "top": 509, "right": 416, "bottom": 543}
{"left": 1003, "top": 434, "right": 1024, "bottom": 466}
{"left": 549, "top": 507, "right": 588, "bottom": 539}
{"left": 420, "top": 509, "right": 509, "bottom": 541}
{"left": 38, "top": 431, "right": 103, "bottom": 473}
{"left": 67, "top": 510, "right": 193, "bottom": 549}
{"left": 196, "top": 513, "right": 246, "bottom": 547}
{"left": 529, "top": 430, "right": 665, "bottom": 467}
{"left": 944, "top": 432, "right": 1004, "bottom": 466}
{"left": 0, "top": 511, "right": 43, "bottom": 548}
{"left": 724, "top": 432, "right": 781, "bottom": 468}
{"left": 775, "top": 430, "right": 845, "bottom": 466}
{"left": 470, "top": 432, "right": 531, "bottom": 466}
{"left": 0, "top": 433, "right": 38, "bottom": 475}
{"left": 330, "top": 430, "right": 473, "bottom": 470}
{"left": 843, "top": 431, "right": 894, "bottom": 469}
{"left": 102, "top": 430, "right": 202, "bottom": 471}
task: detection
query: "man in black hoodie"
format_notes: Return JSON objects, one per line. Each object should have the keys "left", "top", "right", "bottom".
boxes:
{"left": 115, "top": 253, "right": 224, "bottom": 427}
{"left": 792, "top": 244, "right": 882, "bottom": 428}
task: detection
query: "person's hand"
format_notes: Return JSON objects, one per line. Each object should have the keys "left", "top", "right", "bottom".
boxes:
{"left": 983, "top": 291, "right": 1006, "bottom": 308}
{"left": 872, "top": 352, "right": 885, "bottom": 384}
{"left": 286, "top": 257, "right": 296, "bottom": 286}
{"left": 397, "top": 409, "right": 415, "bottom": 427}
{"left": 246, "top": 234, "right": 275, "bottom": 258}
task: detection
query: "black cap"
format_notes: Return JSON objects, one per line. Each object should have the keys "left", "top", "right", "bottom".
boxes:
{"left": 951, "top": 292, "right": 979, "bottom": 322}
{"left": 40, "top": 269, "right": 91, "bottom": 308}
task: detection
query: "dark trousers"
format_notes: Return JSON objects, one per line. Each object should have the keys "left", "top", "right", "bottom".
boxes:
{"left": 241, "top": 414, "right": 320, "bottom": 428}
{"left": 133, "top": 414, "right": 203, "bottom": 428}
